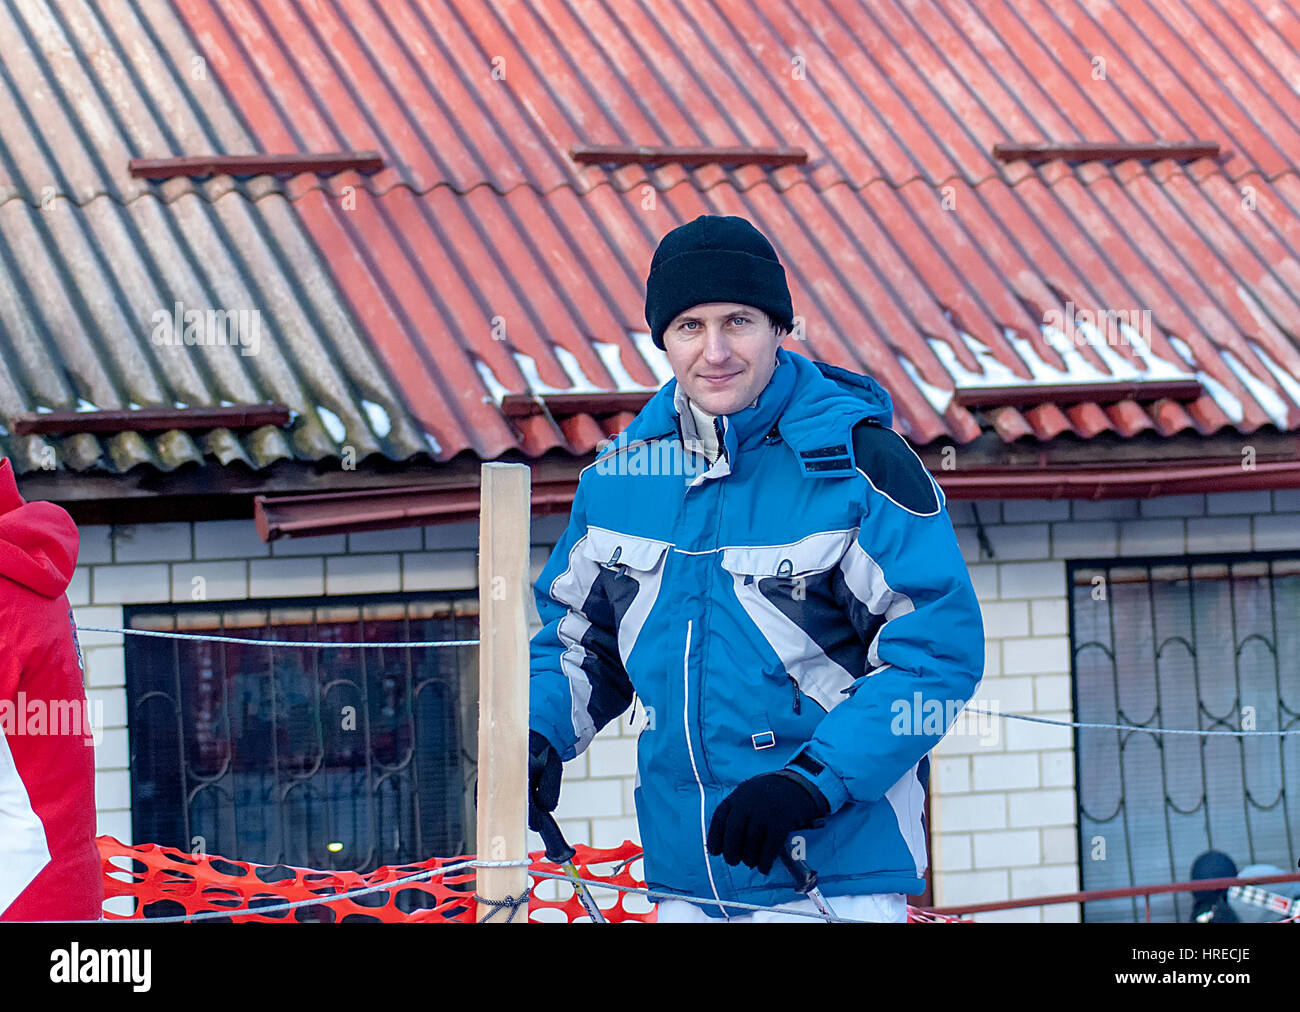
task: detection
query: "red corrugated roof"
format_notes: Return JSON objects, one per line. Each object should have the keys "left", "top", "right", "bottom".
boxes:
{"left": 275, "top": 169, "right": 1300, "bottom": 457}
{"left": 168, "top": 0, "right": 1300, "bottom": 458}
{"left": 3, "top": 0, "right": 1300, "bottom": 475}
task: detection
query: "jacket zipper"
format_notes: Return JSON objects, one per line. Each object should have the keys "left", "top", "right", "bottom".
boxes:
{"left": 682, "top": 618, "right": 728, "bottom": 918}
{"left": 790, "top": 676, "right": 802, "bottom": 714}
{"left": 694, "top": 457, "right": 728, "bottom": 785}
{"left": 681, "top": 420, "right": 726, "bottom": 785}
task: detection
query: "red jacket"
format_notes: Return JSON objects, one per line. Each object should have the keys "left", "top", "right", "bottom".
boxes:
{"left": 0, "top": 457, "right": 102, "bottom": 920}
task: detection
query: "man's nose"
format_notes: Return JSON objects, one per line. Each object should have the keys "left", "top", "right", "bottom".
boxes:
{"left": 702, "top": 326, "right": 731, "bottom": 362}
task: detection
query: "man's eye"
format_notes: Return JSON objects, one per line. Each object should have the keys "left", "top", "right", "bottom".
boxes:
{"left": 731, "top": 316, "right": 749, "bottom": 326}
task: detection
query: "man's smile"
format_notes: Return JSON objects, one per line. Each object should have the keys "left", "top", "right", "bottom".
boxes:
{"left": 700, "top": 370, "right": 742, "bottom": 386}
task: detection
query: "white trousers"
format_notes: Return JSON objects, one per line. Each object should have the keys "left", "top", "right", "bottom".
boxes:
{"left": 656, "top": 892, "right": 908, "bottom": 923}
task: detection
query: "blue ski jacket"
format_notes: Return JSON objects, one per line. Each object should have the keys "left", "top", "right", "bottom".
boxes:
{"left": 528, "top": 347, "right": 985, "bottom": 916}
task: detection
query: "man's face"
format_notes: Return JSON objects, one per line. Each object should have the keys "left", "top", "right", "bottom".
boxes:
{"left": 662, "top": 302, "right": 783, "bottom": 415}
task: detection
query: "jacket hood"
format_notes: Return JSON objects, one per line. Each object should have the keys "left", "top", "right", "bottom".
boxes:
{"left": 0, "top": 457, "right": 80, "bottom": 598}
{"left": 774, "top": 351, "right": 894, "bottom": 462}
{"left": 610, "top": 347, "right": 895, "bottom": 475}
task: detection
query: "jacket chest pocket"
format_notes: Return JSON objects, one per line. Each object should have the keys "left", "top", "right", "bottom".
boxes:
{"left": 719, "top": 530, "right": 854, "bottom": 583}
{"left": 718, "top": 529, "right": 859, "bottom": 714}
{"left": 577, "top": 526, "right": 671, "bottom": 673}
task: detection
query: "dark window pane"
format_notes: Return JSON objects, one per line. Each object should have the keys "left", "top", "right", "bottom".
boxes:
{"left": 126, "top": 594, "right": 476, "bottom": 877}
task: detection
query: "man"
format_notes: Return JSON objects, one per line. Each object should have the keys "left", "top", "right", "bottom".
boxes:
{"left": 527, "top": 215, "right": 984, "bottom": 922}
{"left": 0, "top": 456, "right": 102, "bottom": 920}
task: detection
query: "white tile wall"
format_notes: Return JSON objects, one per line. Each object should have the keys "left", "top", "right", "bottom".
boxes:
{"left": 1119, "top": 518, "right": 1185, "bottom": 556}
{"left": 348, "top": 528, "right": 422, "bottom": 553}
{"left": 1254, "top": 515, "right": 1300, "bottom": 550}
{"left": 972, "top": 753, "right": 1040, "bottom": 791}
{"left": 933, "top": 832, "right": 972, "bottom": 871}
{"left": 972, "top": 829, "right": 1041, "bottom": 868}
{"left": 66, "top": 567, "right": 90, "bottom": 606}
{"left": 1206, "top": 490, "right": 1272, "bottom": 515}
{"left": 194, "top": 519, "right": 269, "bottom": 559}
{"left": 402, "top": 550, "right": 478, "bottom": 591}
{"left": 984, "top": 523, "right": 1051, "bottom": 560}
{"left": 272, "top": 533, "right": 347, "bottom": 556}
{"left": 1050, "top": 521, "right": 1117, "bottom": 558}
{"left": 110, "top": 523, "right": 192, "bottom": 563}
{"left": 997, "top": 561, "right": 1066, "bottom": 599}
{"left": 1139, "top": 493, "right": 1205, "bottom": 518}
{"left": 325, "top": 553, "right": 401, "bottom": 594}
{"left": 933, "top": 756, "right": 971, "bottom": 793}
{"left": 1029, "top": 599, "right": 1067, "bottom": 635}
{"left": 1185, "top": 516, "right": 1252, "bottom": 552}
{"left": 1001, "top": 636, "right": 1070, "bottom": 676}
{"left": 93, "top": 564, "right": 170, "bottom": 603}
{"left": 979, "top": 600, "right": 1030, "bottom": 637}
{"left": 77, "top": 526, "right": 114, "bottom": 564}
{"left": 248, "top": 557, "right": 324, "bottom": 597}
{"left": 937, "top": 869, "right": 1009, "bottom": 906}
{"left": 170, "top": 561, "right": 248, "bottom": 602}
{"left": 1273, "top": 489, "right": 1300, "bottom": 512}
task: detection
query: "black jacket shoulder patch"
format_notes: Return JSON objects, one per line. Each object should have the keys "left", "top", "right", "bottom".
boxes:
{"left": 850, "top": 420, "right": 941, "bottom": 515}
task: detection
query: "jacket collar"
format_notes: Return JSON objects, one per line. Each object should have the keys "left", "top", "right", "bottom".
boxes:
{"left": 609, "top": 348, "right": 895, "bottom": 479}
{"left": 774, "top": 352, "right": 894, "bottom": 477}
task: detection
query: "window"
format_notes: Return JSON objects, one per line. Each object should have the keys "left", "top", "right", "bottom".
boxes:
{"left": 125, "top": 594, "right": 478, "bottom": 880}
{"left": 1070, "top": 552, "right": 1300, "bottom": 922}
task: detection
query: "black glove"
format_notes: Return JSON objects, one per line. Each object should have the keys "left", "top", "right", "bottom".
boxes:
{"left": 707, "top": 770, "right": 831, "bottom": 875}
{"left": 527, "top": 730, "right": 563, "bottom": 833}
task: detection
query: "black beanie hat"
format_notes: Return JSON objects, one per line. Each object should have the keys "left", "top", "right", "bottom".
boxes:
{"left": 644, "top": 214, "right": 794, "bottom": 350}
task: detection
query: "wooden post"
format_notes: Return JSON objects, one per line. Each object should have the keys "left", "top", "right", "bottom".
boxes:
{"left": 475, "top": 462, "right": 532, "bottom": 923}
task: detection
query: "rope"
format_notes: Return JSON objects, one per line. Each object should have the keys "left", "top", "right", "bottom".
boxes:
{"left": 79, "top": 626, "right": 479, "bottom": 649}
{"left": 117, "top": 857, "right": 529, "bottom": 923}
{"left": 82, "top": 628, "right": 1300, "bottom": 739}
{"left": 963, "top": 705, "right": 1300, "bottom": 737}
{"left": 472, "top": 890, "right": 531, "bottom": 923}
{"left": 84, "top": 628, "right": 1299, "bottom": 739}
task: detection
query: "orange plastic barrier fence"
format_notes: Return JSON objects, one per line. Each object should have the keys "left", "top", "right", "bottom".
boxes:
{"left": 98, "top": 836, "right": 962, "bottom": 922}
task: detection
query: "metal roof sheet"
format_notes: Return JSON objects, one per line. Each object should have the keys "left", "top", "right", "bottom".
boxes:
{"left": 1, "top": 0, "right": 1299, "bottom": 476}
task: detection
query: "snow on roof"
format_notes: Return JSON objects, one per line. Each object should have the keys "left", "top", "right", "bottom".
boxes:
{"left": 476, "top": 336, "right": 668, "bottom": 407}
